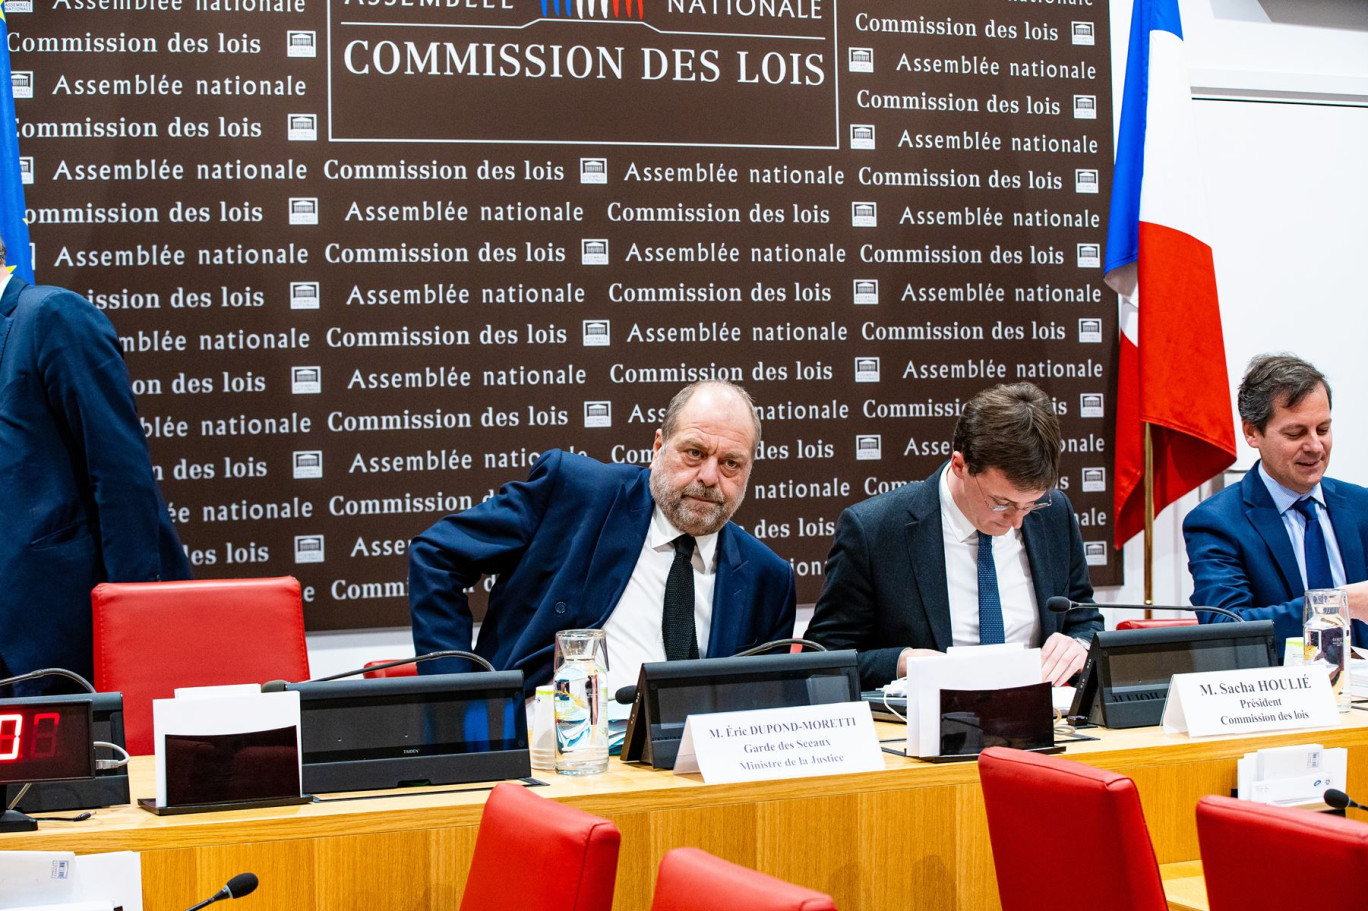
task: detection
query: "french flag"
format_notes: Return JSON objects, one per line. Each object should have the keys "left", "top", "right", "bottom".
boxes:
{"left": 1105, "top": 0, "right": 1235, "bottom": 548}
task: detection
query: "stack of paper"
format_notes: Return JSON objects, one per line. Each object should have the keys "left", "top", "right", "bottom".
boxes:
{"left": 1236, "top": 743, "right": 1347, "bottom": 806}
{"left": 903, "top": 646, "right": 1041, "bottom": 757}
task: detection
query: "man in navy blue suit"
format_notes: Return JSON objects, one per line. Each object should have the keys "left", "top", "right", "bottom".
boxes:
{"left": 806, "top": 383, "right": 1102, "bottom": 690}
{"left": 0, "top": 242, "right": 190, "bottom": 697}
{"left": 408, "top": 380, "right": 797, "bottom": 696}
{"left": 1184, "top": 354, "right": 1368, "bottom": 652}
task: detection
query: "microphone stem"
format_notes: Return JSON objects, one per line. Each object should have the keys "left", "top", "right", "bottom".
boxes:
{"left": 184, "top": 890, "right": 226, "bottom": 911}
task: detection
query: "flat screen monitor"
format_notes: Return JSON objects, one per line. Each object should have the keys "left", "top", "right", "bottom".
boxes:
{"left": 286, "top": 671, "right": 529, "bottom": 792}
{"left": 1068, "top": 620, "right": 1277, "bottom": 728}
{"left": 622, "top": 650, "right": 860, "bottom": 769}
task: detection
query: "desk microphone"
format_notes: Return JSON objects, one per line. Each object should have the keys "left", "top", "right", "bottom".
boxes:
{"left": 1045, "top": 597, "right": 1246, "bottom": 624}
{"left": 613, "top": 639, "right": 829, "bottom": 706}
{"left": 0, "top": 667, "right": 95, "bottom": 694}
{"left": 261, "top": 650, "right": 496, "bottom": 692}
{"left": 1324, "top": 788, "right": 1368, "bottom": 812}
{"left": 184, "top": 873, "right": 258, "bottom": 911}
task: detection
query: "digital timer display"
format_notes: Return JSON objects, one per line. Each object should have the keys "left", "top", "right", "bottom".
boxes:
{"left": 0, "top": 700, "right": 94, "bottom": 785}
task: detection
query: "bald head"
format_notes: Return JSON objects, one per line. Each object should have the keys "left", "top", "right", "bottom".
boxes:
{"left": 649, "top": 381, "right": 760, "bottom": 536}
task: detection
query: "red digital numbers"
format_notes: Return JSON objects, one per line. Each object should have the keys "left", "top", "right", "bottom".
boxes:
{"left": 33, "top": 713, "right": 60, "bottom": 759}
{"left": 0, "top": 713, "right": 20, "bottom": 761}
{"left": 0, "top": 711, "right": 61, "bottom": 761}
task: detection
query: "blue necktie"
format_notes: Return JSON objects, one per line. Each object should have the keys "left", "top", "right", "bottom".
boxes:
{"left": 1293, "top": 498, "right": 1334, "bottom": 591}
{"left": 977, "top": 532, "right": 1005, "bottom": 645}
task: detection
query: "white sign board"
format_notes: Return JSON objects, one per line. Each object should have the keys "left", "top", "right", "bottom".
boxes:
{"left": 673, "top": 702, "right": 883, "bottom": 784}
{"left": 1162, "top": 665, "right": 1340, "bottom": 737}
{"left": 906, "top": 647, "right": 1041, "bottom": 757}
{"left": 153, "top": 688, "right": 301, "bottom": 806}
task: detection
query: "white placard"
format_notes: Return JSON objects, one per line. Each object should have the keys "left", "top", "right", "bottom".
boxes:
{"left": 673, "top": 702, "right": 882, "bottom": 784}
{"left": 906, "top": 647, "right": 1042, "bottom": 757}
{"left": 1161, "top": 665, "right": 1340, "bottom": 737}
{"left": 153, "top": 689, "right": 301, "bottom": 806}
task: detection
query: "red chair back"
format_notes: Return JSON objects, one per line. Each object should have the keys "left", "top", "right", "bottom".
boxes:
{"left": 1116, "top": 618, "right": 1198, "bottom": 630}
{"left": 1196, "top": 795, "right": 1368, "bottom": 910}
{"left": 92, "top": 577, "right": 310, "bottom": 755}
{"left": 649, "top": 847, "right": 836, "bottom": 911}
{"left": 978, "top": 747, "right": 1166, "bottom": 911}
{"left": 460, "top": 782, "right": 620, "bottom": 911}
{"left": 362, "top": 659, "right": 419, "bottom": 678}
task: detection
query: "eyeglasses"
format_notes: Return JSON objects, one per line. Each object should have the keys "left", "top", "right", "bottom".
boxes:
{"left": 973, "top": 473, "right": 1052, "bottom": 515}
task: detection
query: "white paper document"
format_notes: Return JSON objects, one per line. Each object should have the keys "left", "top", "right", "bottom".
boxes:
{"left": 153, "top": 688, "right": 301, "bottom": 806}
{"left": 0, "top": 851, "right": 140, "bottom": 911}
{"left": 905, "top": 648, "right": 1042, "bottom": 757}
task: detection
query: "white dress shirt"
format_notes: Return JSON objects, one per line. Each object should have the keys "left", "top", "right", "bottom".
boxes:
{"left": 939, "top": 466, "right": 1041, "bottom": 648}
{"left": 601, "top": 506, "right": 718, "bottom": 716}
{"left": 1257, "top": 463, "right": 1347, "bottom": 588}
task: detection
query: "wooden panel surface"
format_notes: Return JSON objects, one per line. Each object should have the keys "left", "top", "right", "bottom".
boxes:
{"left": 4, "top": 717, "right": 1368, "bottom": 911}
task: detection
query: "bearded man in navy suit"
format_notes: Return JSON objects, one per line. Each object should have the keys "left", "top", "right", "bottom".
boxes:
{"left": 1184, "top": 354, "right": 1368, "bottom": 653}
{"left": 0, "top": 241, "right": 190, "bottom": 696}
{"left": 408, "top": 380, "right": 797, "bottom": 697}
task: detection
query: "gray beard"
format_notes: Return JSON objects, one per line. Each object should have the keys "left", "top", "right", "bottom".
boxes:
{"left": 649, "top": 472, "right": 740, "bottom": 537}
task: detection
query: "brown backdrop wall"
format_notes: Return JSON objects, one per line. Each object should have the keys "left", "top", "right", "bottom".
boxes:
{"left": 12, "top": 0, "right": 1119, "bottom": 629}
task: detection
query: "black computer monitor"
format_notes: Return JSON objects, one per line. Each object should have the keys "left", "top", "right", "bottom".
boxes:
{"left": 285, "top": 671, "right": 529, "bottom": 792}
{"left": 1069, "top": 620, "right": 1278, "bottom": 728}
{"left": 622, "top": 650, "right": 860, "bottom": 769}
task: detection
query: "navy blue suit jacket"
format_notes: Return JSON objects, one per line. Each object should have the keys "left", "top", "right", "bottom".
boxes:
{"left": 408, "top": 449, "right": 797, "bottom": 693}
{"left": 1183, "top": 465, "right": 1368, "bottom": 650}
{"left": 805, "top": 466, "right": 1102, "bottom": 690}
{"left": 0, "top": 277, "right": 189, "bottom": 692}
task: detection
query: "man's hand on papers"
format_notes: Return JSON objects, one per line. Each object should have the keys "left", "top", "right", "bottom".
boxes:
{"left": 897, "top": 647, "right": 947, "bottom": 678}
{"left": 1040, "top": 633, "right": 1087, "bottom": 686}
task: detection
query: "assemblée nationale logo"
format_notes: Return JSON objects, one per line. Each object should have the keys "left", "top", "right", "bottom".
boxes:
{"left": 539, "top": 0, "right": 643, "bottom": 18}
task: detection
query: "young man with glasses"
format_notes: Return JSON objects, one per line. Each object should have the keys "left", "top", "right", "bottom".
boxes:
{"left": 806, "top": 382, "right": 1102, "bottom": 689}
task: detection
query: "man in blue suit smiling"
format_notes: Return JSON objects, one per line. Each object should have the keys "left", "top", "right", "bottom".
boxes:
{"left": 1184, "top": 354, "right": 1368, "bottom": 652}
{"left": 408, "top": 380, "right": 797, "bottom": 696}
{"left": 0, "top": 240, "right": 190, "bottom": 697}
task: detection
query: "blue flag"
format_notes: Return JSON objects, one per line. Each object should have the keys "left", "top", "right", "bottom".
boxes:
{"left": 0, "top": 8, "right": 33, "bottom": 282}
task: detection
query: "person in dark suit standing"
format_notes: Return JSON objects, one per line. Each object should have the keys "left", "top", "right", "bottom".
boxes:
{"left": 1183, "top": 354, "right": 1368, "bottom": 652}
{"left": 408, "top": 380, "right": 797, "bottom": 697}
{"left": 806, "top": 382, "right": 1101, "bottom": 690}
{"left": 0, "top": 241, "right": 191, "bottom": 697}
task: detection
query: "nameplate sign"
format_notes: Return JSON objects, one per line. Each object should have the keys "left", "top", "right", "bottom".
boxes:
{"left": 673, "top": 702, "right": 883, "bottom": 784}
{"left": 1161, "top": 665, "right": 1339, "bottom": 737}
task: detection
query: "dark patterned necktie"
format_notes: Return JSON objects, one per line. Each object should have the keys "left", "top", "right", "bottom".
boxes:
{"left": 663, "top": 534, "right": 699, "bottom": 660}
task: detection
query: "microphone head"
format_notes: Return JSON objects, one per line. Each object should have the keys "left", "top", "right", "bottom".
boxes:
{"left": 1045, "top": 596, "right": 1073, "bottom": 613}
{"left": 1324, "top": 788, "right": 1351, "bottom": 810}
{"left": 225, "top": 873, "right": 258, "bottom": 900}
{"left": 615, "top": 685, "right": 637, "bottom": 705}
{"left": 261, "top": 680, "right": 289, "bottom": 693}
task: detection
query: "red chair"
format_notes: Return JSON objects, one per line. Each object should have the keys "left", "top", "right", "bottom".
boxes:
{"left": 978, "top": 747, "right": 1166, "bottom": 911}
{"left": 358, "top": 656, "right": 415, "bottom": 678}
{"left": 1196, "top": 795, "right": 1368, "bottom": 909}
{"left": 460, "top": 782, "right": 620, "bottom": 911}
{"left": 649, "top": 847, "right": 837, "bottom": 911}
{"left": 362, "top": 659, "right": 419, "bottom": 678}
{"left": 91, "top": 577, "right": 310, "bottom": 755}
{"left": 1117, "top": 618, "right": 1198, "bottom": 630}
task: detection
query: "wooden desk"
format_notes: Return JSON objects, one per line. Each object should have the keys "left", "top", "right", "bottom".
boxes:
{"left": 5, "top": 717, "right": 1367, "bottom": 911}
{"left": 1161, "top": 860, "right": 1208, "bottom": 911}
